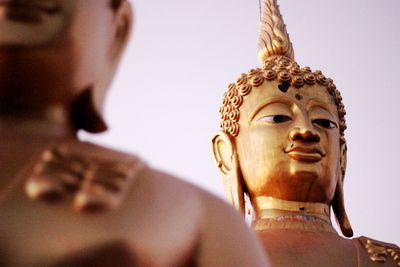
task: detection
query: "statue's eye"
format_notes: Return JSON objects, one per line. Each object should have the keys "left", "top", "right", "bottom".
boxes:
{"left": 312, "top": 119, "right": 337, "bottom": 129}
{"left": 258, "top": 115, "right": 292, "bottom": 123}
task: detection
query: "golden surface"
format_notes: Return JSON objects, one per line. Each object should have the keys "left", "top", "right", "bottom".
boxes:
{"left": 258, "top": 0, "right": 294, "bottom": 62}
{"left": 364, "top": 239, "right": 400, "bottom": 266}
{"left": 255, "top": 197, "right": 330, "bottom": 217}
{"left": 253, "top": 197, "right": 335, "bottom": 233}
{"left": 212, "top": 0, "right": 399, "bottom": 265}
{"left": 213, "top": 0, "right": 352, "bottom": 239}
{"left": 0, "top": 0, "right": 271, "bottom": 266}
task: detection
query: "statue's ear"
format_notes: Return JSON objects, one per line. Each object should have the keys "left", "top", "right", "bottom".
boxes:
{"left": 212, "top": 131, "right": 245, "bottom": 215}
{"left": 110, "top": 1, "right": 133, "bottom": 61}
{"left": 332, "top": 143, "right": 353, "bottom": 237}
{"left": 340, "top": 143, "right": 347, "bottom": 179}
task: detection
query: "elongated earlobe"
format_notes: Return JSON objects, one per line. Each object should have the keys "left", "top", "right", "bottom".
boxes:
{"left": 71, "top": 87, "right": 108, "bottom": 133}
{"left": 332, "top": 144, "right": 353, "bottom": 237}
{"left": 212, "top": 131, "right": 245, "bottom": 215}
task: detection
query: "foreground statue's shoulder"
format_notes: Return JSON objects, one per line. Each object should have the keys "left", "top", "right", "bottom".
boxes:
{"left": 25, "top": 140, "right": 146, "bottom": 212}
{"left": 355, "top": 236, "right": 399, "bottom": 266}
{"left": 8, "top": 139, "right": 269, "bottom": 266}
{"left": 120, "top": 165, "right": 269, "bottom": 266}
{"left": 183, "top": 187, "right": 270, "bottom": 266}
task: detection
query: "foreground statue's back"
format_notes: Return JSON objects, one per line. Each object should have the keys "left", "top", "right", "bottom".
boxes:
{"left": 0, "top": 0, "right": 269, "bottom": 266}
{"left": 212, "top": 0, "right": 399, "bottom": 266}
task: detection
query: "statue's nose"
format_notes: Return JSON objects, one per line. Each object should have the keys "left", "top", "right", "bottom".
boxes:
{"left": 289, "top": 127, "right": 320, "bottom": 143}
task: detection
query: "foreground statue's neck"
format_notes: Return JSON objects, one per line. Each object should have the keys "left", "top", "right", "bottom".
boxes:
{"left": 252, "top": 196, "right": 336, "bottom": 234}
{"left": 0, "top": 104, "right": 77, "bottom": 139}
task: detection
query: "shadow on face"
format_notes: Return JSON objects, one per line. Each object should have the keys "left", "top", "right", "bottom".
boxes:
{"left": 0, "top": 0, "right": 132, "bottom": 132}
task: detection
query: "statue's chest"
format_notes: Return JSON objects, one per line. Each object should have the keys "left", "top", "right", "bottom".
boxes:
{"left": 258, "top": 230, "right": 358, "bottom": 267}
{"left": 258, "top": 230, "right": 399, "bottom": 267}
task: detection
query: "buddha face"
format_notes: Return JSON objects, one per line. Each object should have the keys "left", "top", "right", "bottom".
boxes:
{"left": 0, "top": 0, "right": 131, "bottom": 116}
{"left": 235, "top": 80, "right": 342, "bottom": 204}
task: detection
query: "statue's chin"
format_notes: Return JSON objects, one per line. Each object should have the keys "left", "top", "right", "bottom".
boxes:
{"left": 289, "top": 160, "right": 321, "bottom": 182}
{"left": 290, "top": 170, "right": 318, "bottom": 183}
{"left": 255, "top": 173, "right": 332, "bottom": 204}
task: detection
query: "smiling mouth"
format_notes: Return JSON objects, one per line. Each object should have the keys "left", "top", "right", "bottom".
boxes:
{"left": 0, "top": 0, "right": 61, "bottom": 23}
{"left": 285, "top": 146, "right": 325, "bottom": 163}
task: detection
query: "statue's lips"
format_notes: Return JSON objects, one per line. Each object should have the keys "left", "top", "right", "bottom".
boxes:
{"left": 285, "top": 146, "right": 325, "bottom": 162}
{"left": 0, "top": 0, "right": 60, "bottom": 23}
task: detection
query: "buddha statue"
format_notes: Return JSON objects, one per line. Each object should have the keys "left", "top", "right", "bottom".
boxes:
{"left": 0, "top": 0, "right": 269, "bottom": 266}
{"left": 212, "top": 0, "right": 399, "bottom": 266}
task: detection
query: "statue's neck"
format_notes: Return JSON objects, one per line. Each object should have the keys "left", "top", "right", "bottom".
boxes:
{"left": 252, "top": 196, "right": 336, "bottom": 234}
{"left": 0, "top": 104, "right": 77, "bottom": 139}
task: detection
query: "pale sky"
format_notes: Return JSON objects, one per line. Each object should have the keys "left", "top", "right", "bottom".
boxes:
{"left": 83, "top": 0, "right": 400, "bottom": 244}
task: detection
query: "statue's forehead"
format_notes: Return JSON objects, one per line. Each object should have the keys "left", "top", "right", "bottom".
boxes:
{"left": 239, "top": 81, "right": 337, "bottom": 118}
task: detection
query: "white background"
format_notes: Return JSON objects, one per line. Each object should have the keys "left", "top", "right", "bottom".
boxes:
{"left": 83, "top": 0, "right": 400, "bottom": 244}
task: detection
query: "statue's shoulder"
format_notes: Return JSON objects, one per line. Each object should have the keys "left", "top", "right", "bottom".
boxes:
{"left": 25, "top": 139, "right": 146, "bottom": 212}
{"left": 3, "top": 139, "right": 268, "bottom": 266}
{"left": 354, "top": 235, "right": 399, "bottom": 266}
{"left": 22, "top": 138, "right": 243, "bottom": 221}
{"left": 24, "top": 139, "right": 205, "bottom": 215}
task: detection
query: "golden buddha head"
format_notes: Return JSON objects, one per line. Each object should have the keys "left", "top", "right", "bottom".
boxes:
{"left": 0, "top": 0, "right": 132, "bottom": 132}
{"left": 212, "top": 0, "right": 353, "bottom": 237}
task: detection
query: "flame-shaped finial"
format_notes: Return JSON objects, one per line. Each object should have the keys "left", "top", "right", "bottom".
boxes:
{"left": 258, "top": 0, "right": 295, "bottom": 63}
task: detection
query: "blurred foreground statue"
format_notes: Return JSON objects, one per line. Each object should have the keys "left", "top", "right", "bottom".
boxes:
{"left": 212, "top": 0, "right": 399, "bottom": 266}
{"left": 0, "top": 0, "right": 269, "bottom": 266}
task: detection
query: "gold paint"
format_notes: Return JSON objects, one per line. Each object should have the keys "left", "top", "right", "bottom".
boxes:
{"left": 255, "top": 196, "right": 330, "bottom": 217}
{"left": 218, "top": 56, "right": 347, "bottom": 143}
{"left": 258, "top": 0, "right": 294, "bottom": 62}
{"left": 253, "top": 197, "right": 336, "bottom": 233}
{"left": 215, "top": 80, "right": 342, "bottom": 212}
{"left": 253, "top": 214, "right": 336, "bottom": 233}
{"left": 213, "top": 0, "right": 400, "bottom": 265}
{"left": 364, "top": 239, "right": 400, "bottom": 264}
{"left": 212, "top": 0, "right": 352, "bottom": 238}
{"left": 387, "top": 248, "right": 400, "bottom": 265}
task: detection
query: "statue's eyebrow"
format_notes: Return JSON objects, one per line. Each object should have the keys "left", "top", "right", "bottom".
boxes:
{"left": 306, "top": 99, "right": 336, "bottom": 118}
{"left": 249, "top": 96, "right": 294, "bottom": 122}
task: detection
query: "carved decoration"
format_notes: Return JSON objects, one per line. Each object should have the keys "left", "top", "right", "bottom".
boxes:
{"left": 220, "top": 0, "right": 347, "bottom": 142}
{"left": 258, "top": 0, "right": 294, "bottom": 62}
{"left": 365, "top": 239, "right": 400, "bottom": 266}
{"left": 214, "top": 0, "right": 399, "bottom": 264}
{"left": 25, "top": 144, "right": 143, "bottom": 212}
